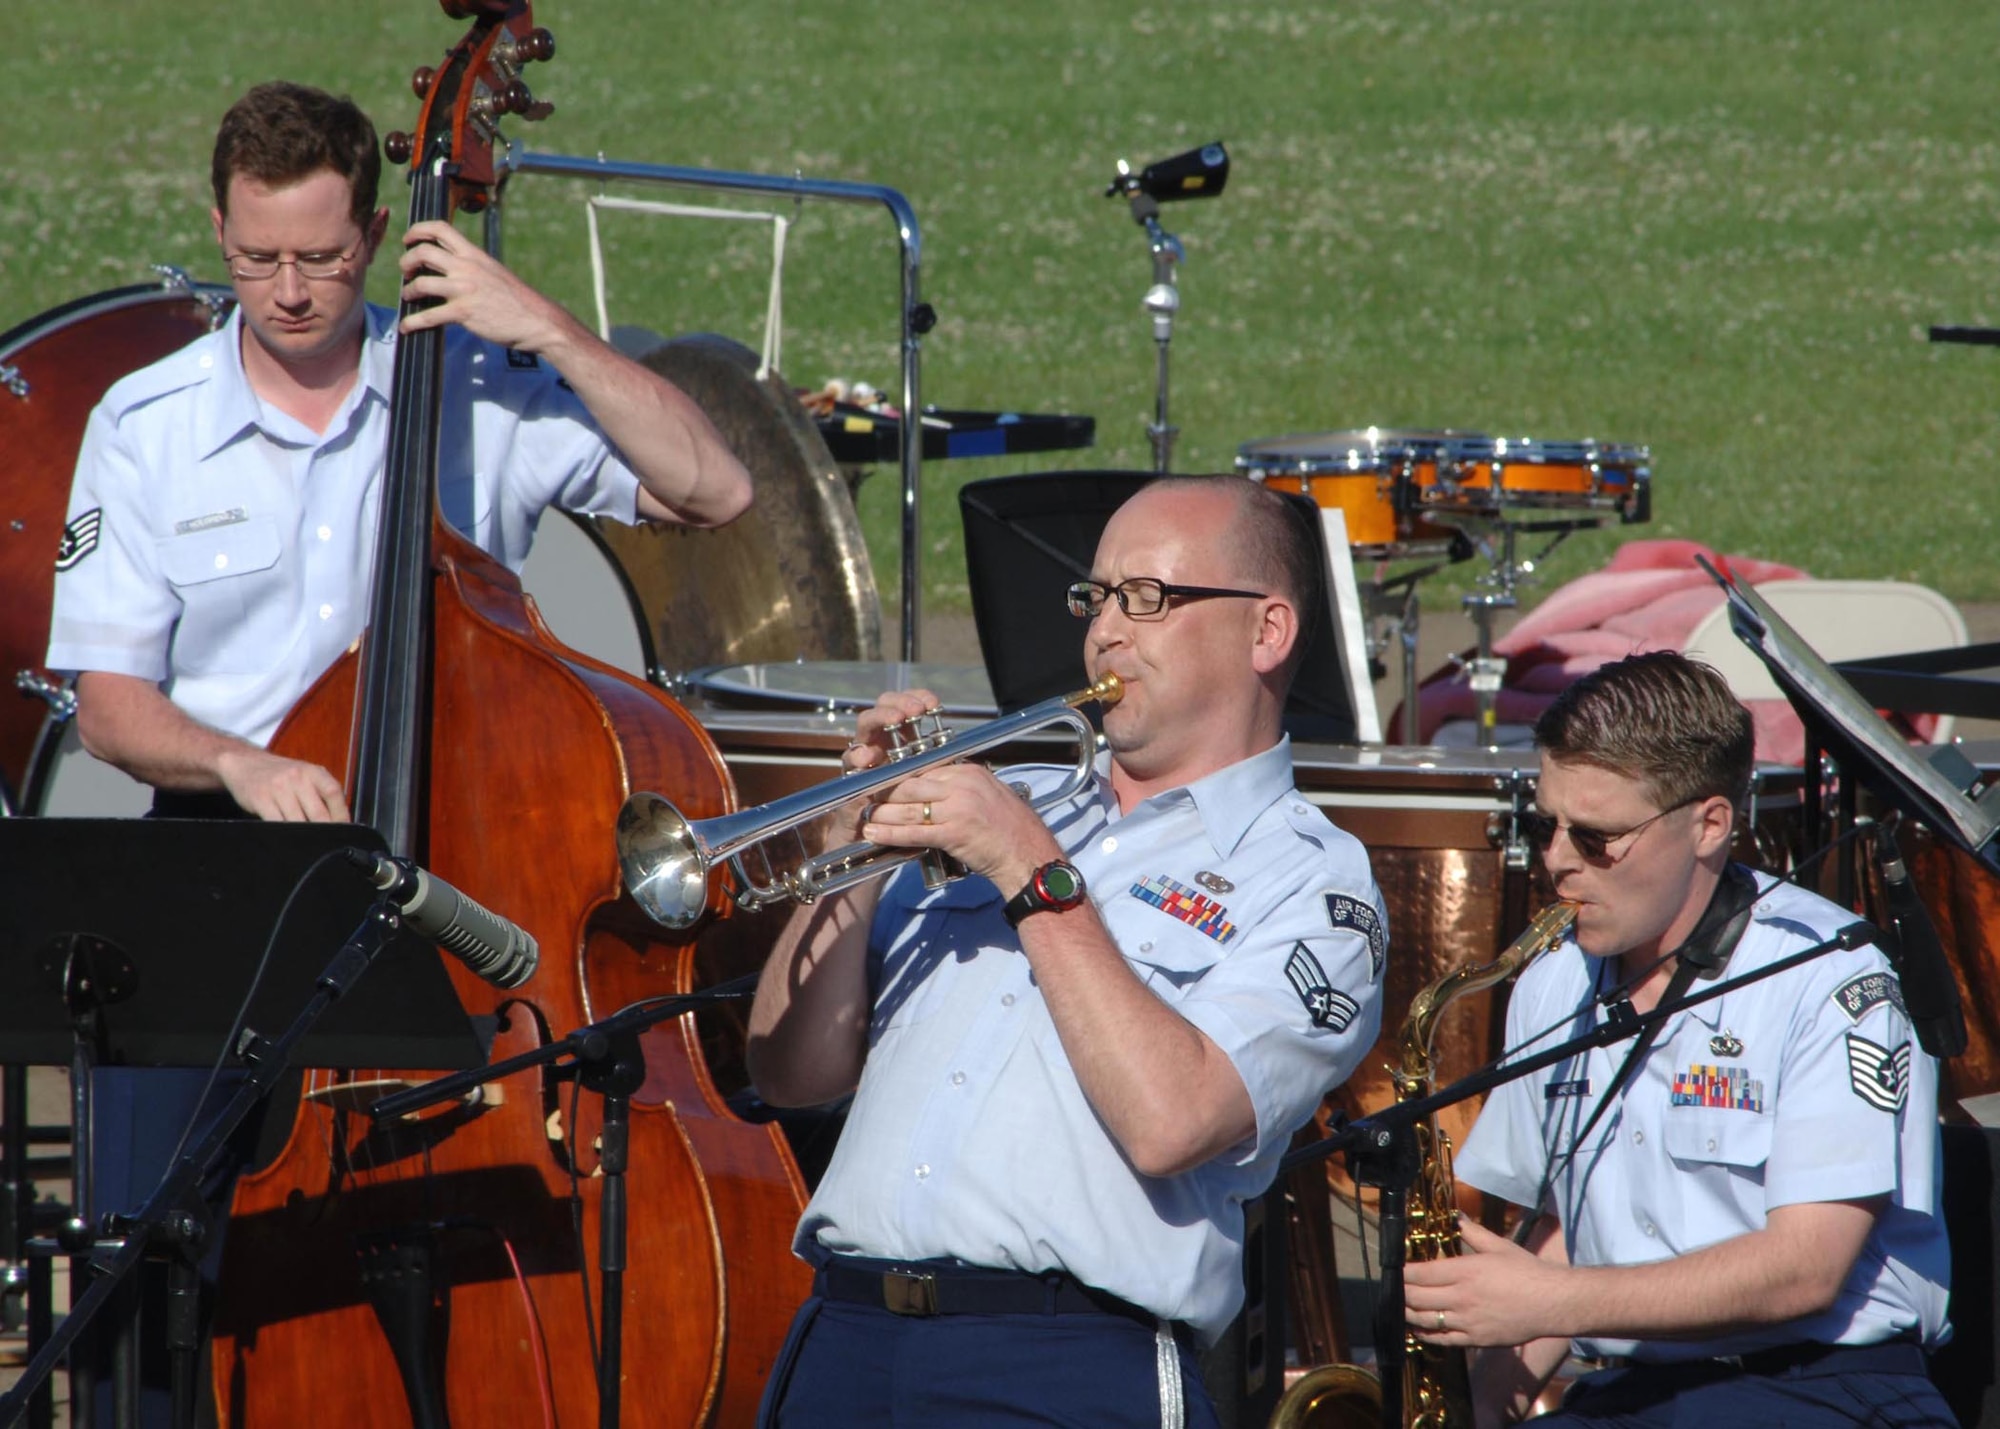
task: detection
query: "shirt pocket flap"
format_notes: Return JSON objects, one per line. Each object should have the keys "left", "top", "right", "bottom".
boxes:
{"left": 157, "top": 517, "right": 281, "bottom": 588}
{"left": 1664, "top": 1109, "right": 1773, "bottom": 1170}
{"left": 1126, "top": 926, "right": 1220, "bottom": 991}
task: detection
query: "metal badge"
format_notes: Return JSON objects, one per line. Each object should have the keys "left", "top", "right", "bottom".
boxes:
{"left": 1195, "top": 870, "right": 1234, "bottom": 894}
{"left": 1710, "top": 1031, "right": 1745, "bottom": 1058}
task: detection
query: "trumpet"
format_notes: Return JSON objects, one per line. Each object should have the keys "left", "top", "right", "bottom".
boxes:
{"left": 617, "top": 674, "right": 1124, "bottom": 929}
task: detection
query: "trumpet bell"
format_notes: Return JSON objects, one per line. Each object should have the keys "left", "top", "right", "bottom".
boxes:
{"left": 616, "top": 791, "right": 712, "bottom": 930}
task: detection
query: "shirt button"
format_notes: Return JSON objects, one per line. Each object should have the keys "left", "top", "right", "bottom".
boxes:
{"left": 1293, "top": 803, "right": 1309, "bottom": 816}
{"left": 317, "top": 525, "right": 333, "bottom": 542}
{"left": 1102, "top": 836, "right": 1118, "bottom": 853}
{"left": 1000, "top": 994, "right": 1016, "bottom": 1008}
{"left": 213, "top": 553, "right": 228, "bottom": 570}
{"left": 1707, "top": 1138, "right": 1718, "bottom": 1152}
{"left": 198, "top": 355, "right": 214, "bottom": 369}
{"left": 1643, "top": 1222, "right": 1657, "bottom": 1237}
{"left": 1632, "top": 1130, "right": 1644, "bottom": 1145}
{"left": 914, "top": 1164, "right": 930, "bottom": 1181}
{"left": 1139, "top": 941, "right": 1153, "bottom": 954}
{"left": 950, "top": 1072, "right": 966, "bottom": 1087}
{"left": 318, "top": 603, "right": 335, "bottom": 620}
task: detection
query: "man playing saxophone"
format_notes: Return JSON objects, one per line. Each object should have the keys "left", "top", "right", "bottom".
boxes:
{"left": 1404, "top": 652, "right": 1955, "bottom": 1427}
{"left": 747, "top": 476, "right": 1387, "bottom": 1427}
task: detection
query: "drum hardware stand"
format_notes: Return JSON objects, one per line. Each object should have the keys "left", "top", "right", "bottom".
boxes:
{"left": 368, "top": 975, "right": 762, "bottom": 1429}
{"left": 1104, "top": 143, "right": 1230, "bottom": 474}
{"left": 147, "top": 266, "right": 232, "bottom": 330}
{"left": 1448, "top": 519, "right": 1576, "bottom": 746}
{"left": 1356, "top": 551, "right": 1463, "bottom": 746}
{"left": 1, "top": 901, "right": 408, "bottom": 1429}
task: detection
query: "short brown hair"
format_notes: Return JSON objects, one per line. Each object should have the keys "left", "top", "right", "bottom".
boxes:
{"left": 1535, "top": 651, "right": 1755, "bottom": 809}
{"left": 1148, "top": 475, "right": 1325, "bottom": 688}
{"left": 212, "top": 82, "right": 380, "bottom": 228}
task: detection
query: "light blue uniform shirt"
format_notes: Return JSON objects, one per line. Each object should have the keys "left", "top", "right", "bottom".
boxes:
{"left": 797, "top": 738, "right": 1387, "bottom": 1345}
{"left": 46, "top": 303, "right": 640, "bottom": 746}
{"left": 1456, "top": 872, "right": 1951, "bottom": 1362}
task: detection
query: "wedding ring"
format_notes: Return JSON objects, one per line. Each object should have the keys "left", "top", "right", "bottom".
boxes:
{"left": 922, "top": 802, "right": 933, "bottom": 825}
{"left": 1434, "top": 1310, "right": 1446, "bottom": 1332}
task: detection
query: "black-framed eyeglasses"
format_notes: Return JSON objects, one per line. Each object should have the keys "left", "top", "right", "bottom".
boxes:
{"left": 1065, "top": 577, "right": 1267, "bottom": 621}
{"left": 1518, "top": 794, "right": 1705, "bottom": 864}
{"left": 221, "top": 236, "right": 367, "bottom": 283}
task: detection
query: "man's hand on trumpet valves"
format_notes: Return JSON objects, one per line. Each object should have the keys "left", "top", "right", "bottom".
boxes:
{"left": 844, "top": 689, "right": 1063, "bottom": 899}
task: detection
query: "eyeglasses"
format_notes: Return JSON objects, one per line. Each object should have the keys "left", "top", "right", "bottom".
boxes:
{"left": 221, "top": 237, "right": 366, "bottom": 283}
{"left": 1066, "top": 577, "right": 1267, "bottom": 621}
{"left": 1519, "top": 794, "right": 1705, "bottom": 864}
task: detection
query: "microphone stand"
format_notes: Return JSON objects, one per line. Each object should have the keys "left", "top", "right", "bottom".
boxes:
{"left": 1278, "top": 920, "right": 1882, "bottom": 1429}
{"left": 366, "top": 973, "right": 761, "bottom": 1429}
{"left": 0, "top": 898, "right": 408, "bottom": 1429}
{"left": 1121, "top": 189, "right": 1183, "bottom": 474}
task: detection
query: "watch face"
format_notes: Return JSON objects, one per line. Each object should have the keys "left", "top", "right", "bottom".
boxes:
{"left": 1040, "top": 862, "right": 1083, "bottom": 903}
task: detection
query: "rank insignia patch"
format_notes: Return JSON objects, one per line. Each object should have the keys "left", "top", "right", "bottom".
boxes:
{"left": 55, "top": 507, "right": 101, "bottom": 572}
{"left": 1130, "top": 875, "right": 1238, "bottom": 945}
{"left": 1846, "top": 1035, "right": 1911, "bottom": 1113}
{"left": 1670, "top": 1063, "right": 1765, "bottom": 1112}
{"left": 1195, "top": 870, "right": 1234, "bottom": 894}
{"left": 1323, "top": 893, "right": 1387, "bottom": 980}
{"left": 1831, "top": 972, "right": 1905, "bottom": 1024}
{"left": 1285, "top": 943, "right": 1359, "bottom": 1032}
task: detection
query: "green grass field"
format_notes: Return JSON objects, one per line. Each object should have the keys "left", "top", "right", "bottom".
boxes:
{"left": 8, "top": 1, "right": 1999, "bottom": 615}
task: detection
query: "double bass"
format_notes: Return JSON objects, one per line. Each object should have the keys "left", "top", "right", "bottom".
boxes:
{"left": 212, "top": 4, "right": 809, "bottom": 1423}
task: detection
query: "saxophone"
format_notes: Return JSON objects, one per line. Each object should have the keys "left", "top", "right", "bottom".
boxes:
{"left": 1270, "top": 900, "right": 1579, "bottom": 1429}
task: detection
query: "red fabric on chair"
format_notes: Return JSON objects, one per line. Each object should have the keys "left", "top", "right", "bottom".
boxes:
{"left": 1407, "top": 539, "right": 1812, "bottom": 756}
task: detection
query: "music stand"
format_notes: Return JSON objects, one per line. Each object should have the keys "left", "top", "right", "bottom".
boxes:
{"left": 958, "top": 471, "right": 1370, "bottom": 742}
{"left": 1707, "top": 566, "right": 2000, "bottom": 870}
{"left": 0, "top": 819, "right": 485, "bottom": 1429}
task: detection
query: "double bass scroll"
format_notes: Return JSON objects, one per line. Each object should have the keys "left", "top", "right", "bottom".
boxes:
{"left": 212, "top": 5, "right": 809, "bottom": 1425}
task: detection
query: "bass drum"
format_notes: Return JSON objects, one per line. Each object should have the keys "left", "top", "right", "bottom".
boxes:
{"left": 522, "top": 331, "right": 882, "bottom": 684}
{"left": 0, "top": 278, "right": 231, "bottom": 813}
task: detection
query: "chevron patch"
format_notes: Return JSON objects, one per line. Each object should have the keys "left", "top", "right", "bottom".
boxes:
{"left": 1285, "top": 942, "right": 1359, "bottom": 1032}
{"left": 55, "top": 507, "right": 101, "bottom": 572}
{"left": 1846, "top": 1034, "right": 1911, "bottom": 1113}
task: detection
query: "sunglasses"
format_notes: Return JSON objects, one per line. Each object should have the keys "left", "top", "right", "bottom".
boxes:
{"left": 1518, "top": 794, "right": 1704, "bottom": 864}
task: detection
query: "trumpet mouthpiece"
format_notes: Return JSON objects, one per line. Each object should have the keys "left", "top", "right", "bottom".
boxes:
{"left": 1080, "top": 672, "right": 1124, "bottom": 708}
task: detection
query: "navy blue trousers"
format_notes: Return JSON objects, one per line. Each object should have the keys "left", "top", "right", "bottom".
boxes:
{"left": 85, "top": 1066, "right": 257, "bottom": 1429}
{"left": 1539, "top": 1356, "right": 1958, "bottom": 1428}
{"left": 757, "top": 1296, "right": 1223, "bottom": 1429}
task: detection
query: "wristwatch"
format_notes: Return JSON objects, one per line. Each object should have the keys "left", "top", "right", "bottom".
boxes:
{"left": 1003, "top": 860, "right": 1088, "bottom": 927}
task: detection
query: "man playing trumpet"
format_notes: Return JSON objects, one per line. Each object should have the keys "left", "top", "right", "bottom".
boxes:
{"left": 747, "top": 475, "right": 1387, "bottom": 1427}
{"left": 1405, "top": 653, "right": 1954, "bottom": 1427}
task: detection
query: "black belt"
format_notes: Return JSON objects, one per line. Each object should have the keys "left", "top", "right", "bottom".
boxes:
{"left": 815, "top": 1255, "right": 1158, "bottom": 1329}
{"left": 1600, "top": 1337, "right": 1928, "bottom": 1381}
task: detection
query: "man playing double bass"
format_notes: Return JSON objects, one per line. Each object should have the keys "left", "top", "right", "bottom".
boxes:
{"left": 40, "top": 79, "right": 751, "bottom": 1425}
{"left": 747, "top": 475, "right": 1388, "bottom": 1426}
{"left": 46, "top": 80, "right": 751, "bottom": 822}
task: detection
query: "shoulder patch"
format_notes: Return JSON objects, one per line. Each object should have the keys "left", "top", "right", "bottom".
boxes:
{"left": 1831, "top": 972, "right": 1905, "bottom": 1024}
{"left": 1323, "top": 892, "right": 1386, "bottom": 981}
{"left": 55, "top": 508, "right": 102, "bottom": 572}
{"left": 1846, "top": 1034, "right": 1911, "bottom": 1113}
{"left": 1285, "top": 942, "right": 1360, "bottom": 1032}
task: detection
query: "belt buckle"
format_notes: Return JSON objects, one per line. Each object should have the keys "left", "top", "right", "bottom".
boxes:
{"left": 882, "top": 1270, "right": 939, "bottom": 1316}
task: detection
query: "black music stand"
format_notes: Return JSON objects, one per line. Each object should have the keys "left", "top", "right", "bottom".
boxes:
{"left": 0, "top": 819, "right": 485, "bottom": 1429}
{"left": 958, "top": 471, "right": 1368, "bottom": 742}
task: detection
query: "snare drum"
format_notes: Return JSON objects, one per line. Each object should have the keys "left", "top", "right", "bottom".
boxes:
{"left": 1424, "top": 435, "right": 1651, "bottom": 522}
{"left": 1237, "top": 430, "right": 1472, "bottom": 560}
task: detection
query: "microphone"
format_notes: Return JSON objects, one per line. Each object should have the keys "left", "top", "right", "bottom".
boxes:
{"left": 346, "top": 849, "right": 540, "bottom": 990}
{"left": 1871, "top": 823, "right": 1966, "bottom": 1059}
{"left": 1105, "top": 141, "right": 1230, "bottom": 202}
